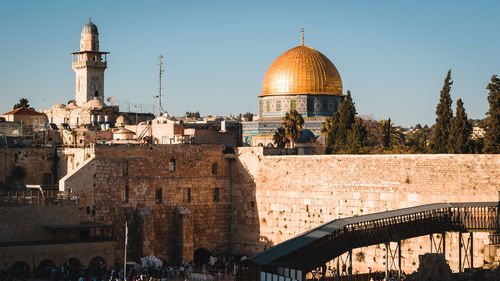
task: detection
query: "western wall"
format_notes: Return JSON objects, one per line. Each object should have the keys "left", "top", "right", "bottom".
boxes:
{"left": 61, "top": 144, "right": 233, "bottom": 264}
{"left": 231, "top": 147, "right": 500, "bottom": 273}
{"left": 4, "top": 144, "right": 499, "bottom": 273}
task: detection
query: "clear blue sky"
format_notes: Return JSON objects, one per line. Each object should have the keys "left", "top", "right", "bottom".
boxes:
{"left": 0, "top": 0, "right": 498, "bottom": 127}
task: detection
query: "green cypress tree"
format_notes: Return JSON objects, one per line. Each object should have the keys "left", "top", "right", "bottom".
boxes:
{"left": 448, "top": 99, "right": 472, "bottom": 153}
{"left": 431, "top": 70, "right": 454, "bottom": 153}
{"left": 484, "top": 75, "right": 500, "bottom": 153}
{"left": 345, "top": 117, "right": 368, "bottom": 153}
{"left": 323, "top": 90, "right": 364, "bottom": 153}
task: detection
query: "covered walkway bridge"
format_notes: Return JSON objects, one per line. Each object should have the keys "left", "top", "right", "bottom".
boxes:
{"left": 236, "top": 202, "right": 500, "bottom": 281}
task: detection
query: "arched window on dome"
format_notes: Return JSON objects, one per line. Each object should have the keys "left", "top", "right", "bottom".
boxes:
{"left": 169, "top": 158, "right": 176, "bottom": 172}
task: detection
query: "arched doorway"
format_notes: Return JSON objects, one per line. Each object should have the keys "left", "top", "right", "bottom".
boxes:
{"left": 66, "top": 258, "right": 82, "bottom": 281}
{"left": 36, "top": 259, "right": 56, "bottom": 279}
{"left": 11, "top": 261, "right": 30, "bottom": 278}
{"left": 88, "top": 256, "right": 107, "bottom": 277}
{"left": 194, "top": 248, "right": 211, "bottom": 265}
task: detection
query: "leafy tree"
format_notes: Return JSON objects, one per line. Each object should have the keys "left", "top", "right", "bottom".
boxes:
{"left": 282, "top": 109, "right": 304, "bottom": 148}
{"left": 448, "top": 99, "right": 472, "bottom": 153}
{"left": 185, "top": 111, "right": 201, "bottom": 118}
{"left": 484, "top": 75, "right": 500, "bottom": 153}
{"left": 243, "top": 112, "right": 254, "bottom": 121}
{"left": 323, "top": 90, "right": 367, "bottom": 154}
{"left": 430, "top": 70, "right": 453, "bottom": 153}
{"left": 273, "top": 126, "right": 288, "bottom": 148}
{"left": 13, "top": 98, "right": 33, "bottom": 110}
{"left": 405, "top": 125, "right": 432, "bottom": 153}
{"left": 345, "top": 117, "right": 368, "bottom": 153}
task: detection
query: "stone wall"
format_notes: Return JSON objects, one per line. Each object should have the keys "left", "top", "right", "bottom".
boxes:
{"left": 232, "top": 147, "right": 500, "bottom": 273}
{"left": 0, "top": 205, "right": 79, "bottom": 243}
{"left": 0, "top": 147, "right": 58, "bottom": 185}
{"left": 61, "top": 144, "right": 232, "bottom": 264}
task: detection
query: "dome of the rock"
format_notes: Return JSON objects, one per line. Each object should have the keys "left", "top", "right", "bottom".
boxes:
{"left": 261, "top": 45, "right": 342, "bottom": 97}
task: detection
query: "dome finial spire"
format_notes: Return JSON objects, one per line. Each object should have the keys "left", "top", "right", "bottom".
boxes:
{"left": 301, "top": 27, "right": 304, "bottom": 46}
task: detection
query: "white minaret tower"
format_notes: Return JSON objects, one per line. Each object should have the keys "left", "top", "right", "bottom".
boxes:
{"left": 71, "top": 19, "right": 109, "bottom": 107}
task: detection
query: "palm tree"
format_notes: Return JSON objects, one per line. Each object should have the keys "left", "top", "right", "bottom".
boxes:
{"left": 282, "top": 109, "right": 304, "bottom": 148}
{"left": 273, "top": 126, "right": 288, "bottom": 148}
{"left": 321, "top": 117, "right": 335, "bottom": 136}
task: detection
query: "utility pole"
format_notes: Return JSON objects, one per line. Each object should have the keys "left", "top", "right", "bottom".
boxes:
{"left": 124, "top": 220, "right": 128, "bottom": 281}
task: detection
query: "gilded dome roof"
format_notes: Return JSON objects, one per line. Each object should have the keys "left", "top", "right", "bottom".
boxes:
{"left": 262, "top": 45, "right": 342, "bottom": 97}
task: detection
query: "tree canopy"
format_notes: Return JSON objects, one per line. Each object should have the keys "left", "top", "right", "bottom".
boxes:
{"left": 430, "top": 70, "right": 454, "bottom": 153}
{"left": 13, "top": 98, "right": 33, "bottom": 110}
{"left": 281, "top": 109, "right": 304, "bottom": 148}
{"left": 448, "top": 99, "right": 472, "bottom": 153}
{"left": 322, "top": 90, "right": 367, "bottom": 154}
{"left": 484, "top": 75, "right": 500, "bottom": 153}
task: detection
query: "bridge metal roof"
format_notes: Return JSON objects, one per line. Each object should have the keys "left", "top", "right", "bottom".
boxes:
{"left": 248, "top": 202, "right": 498, "bottom": 267}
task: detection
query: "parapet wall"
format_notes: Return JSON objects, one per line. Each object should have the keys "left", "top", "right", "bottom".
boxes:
{"left": 232, "top": 147, "right": 500, "bottom": 272}
{"left": 0, "top": 147, "right": 57, "bottom": 185}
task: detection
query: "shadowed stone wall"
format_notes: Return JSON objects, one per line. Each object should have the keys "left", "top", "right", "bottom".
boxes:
{"left": 61, "top": 144, "right": 232, "bottom": 265}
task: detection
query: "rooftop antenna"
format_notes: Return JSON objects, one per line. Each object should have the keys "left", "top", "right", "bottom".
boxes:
{"left": 301, "top": 27, "right": 304, "bottom": 46}
{"left": 154, "top": 54, "right": 166, "bottom": 116}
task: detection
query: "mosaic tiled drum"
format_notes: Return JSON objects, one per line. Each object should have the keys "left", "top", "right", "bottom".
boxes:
{"left": 259, "top": 45, "right": 344, "bottom": 118}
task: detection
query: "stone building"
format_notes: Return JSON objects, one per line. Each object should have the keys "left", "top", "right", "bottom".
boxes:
{"left": 1, "top": 144, "right": 499, "bottom": 275}
{"left": 1, "top": 107, "right": 47, "bottom": 127}
{"left": 60, "top": 144, "right": 233, "bottom": 264}
{"left": 124, "top": 114, "right": 242, "bottom": 147}
{"left": 42, "top": 20, "right": 153, "bottom": 144}
{"left": 72, "top": 19, "right": 108, "bottom": 107}
{"left": 242, "top": 30, "right": 345, "bottom": 146}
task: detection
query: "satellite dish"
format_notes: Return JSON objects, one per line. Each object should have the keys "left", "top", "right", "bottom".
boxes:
{"left": 107, "top": 96, "right": 117, "bottom": 103}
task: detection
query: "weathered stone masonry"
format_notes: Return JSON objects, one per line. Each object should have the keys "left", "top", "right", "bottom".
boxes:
{"left": 232, "top": 148, "right": 500, "bottom": 272}
{"left": 60, "top": 145, "right": 500, "bottom": 272}
{"left": 62, "top": 144, "right": 232, "bottom": 264}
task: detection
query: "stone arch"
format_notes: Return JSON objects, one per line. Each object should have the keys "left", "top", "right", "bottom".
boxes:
{"left": 11, "top": 261, "right": 30, "bottom": 278}
{"left": 36, "top": 259, "right": 56, "bottom": 278}
{"left": 66, "top": 258, "right": 82, "bottom": 280}
{"left": 193, "top": 248, "right": 211, "bottom": 265}
{"left": 88, "top": 256, "right": 107, "bottom": 276}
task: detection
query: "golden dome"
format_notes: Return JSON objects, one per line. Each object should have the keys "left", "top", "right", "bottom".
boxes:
{"left": 261, "top": 45, "right": 342, "bottom": 97}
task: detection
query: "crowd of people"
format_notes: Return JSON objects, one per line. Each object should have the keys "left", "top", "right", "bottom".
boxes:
{"left": 0, "top": 254, "right": 238, "bottom": 281}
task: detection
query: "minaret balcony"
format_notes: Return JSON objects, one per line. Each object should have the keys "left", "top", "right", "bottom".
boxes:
{"left": 72, "top": 61, "right": 107, "bottom": 68}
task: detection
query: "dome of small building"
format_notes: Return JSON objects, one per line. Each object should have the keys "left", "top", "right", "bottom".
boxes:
{"left": 84, "top": 98, "right": 103, "bottom": 109}
{"left": 51, "top": 104, "right": 66, "bottom": 110}
{"left": 115, "top": 115, "right": 126, "bottom": 126}
{"left": 262, "top": 45, "right": 342, "bottom": 97}
{"left": 296, "top": 129, "right": 316, "bottom": 144}
{"left": 65, "top": 101, "right": 80, "bottom": 109}
{"left": 82, "top": 19, "right": 98, "bottom": 34}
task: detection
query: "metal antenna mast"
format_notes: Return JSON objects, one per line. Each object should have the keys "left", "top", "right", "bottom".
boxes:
{"left": 157, "top": 54, "right": 166, "bottom": 116}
